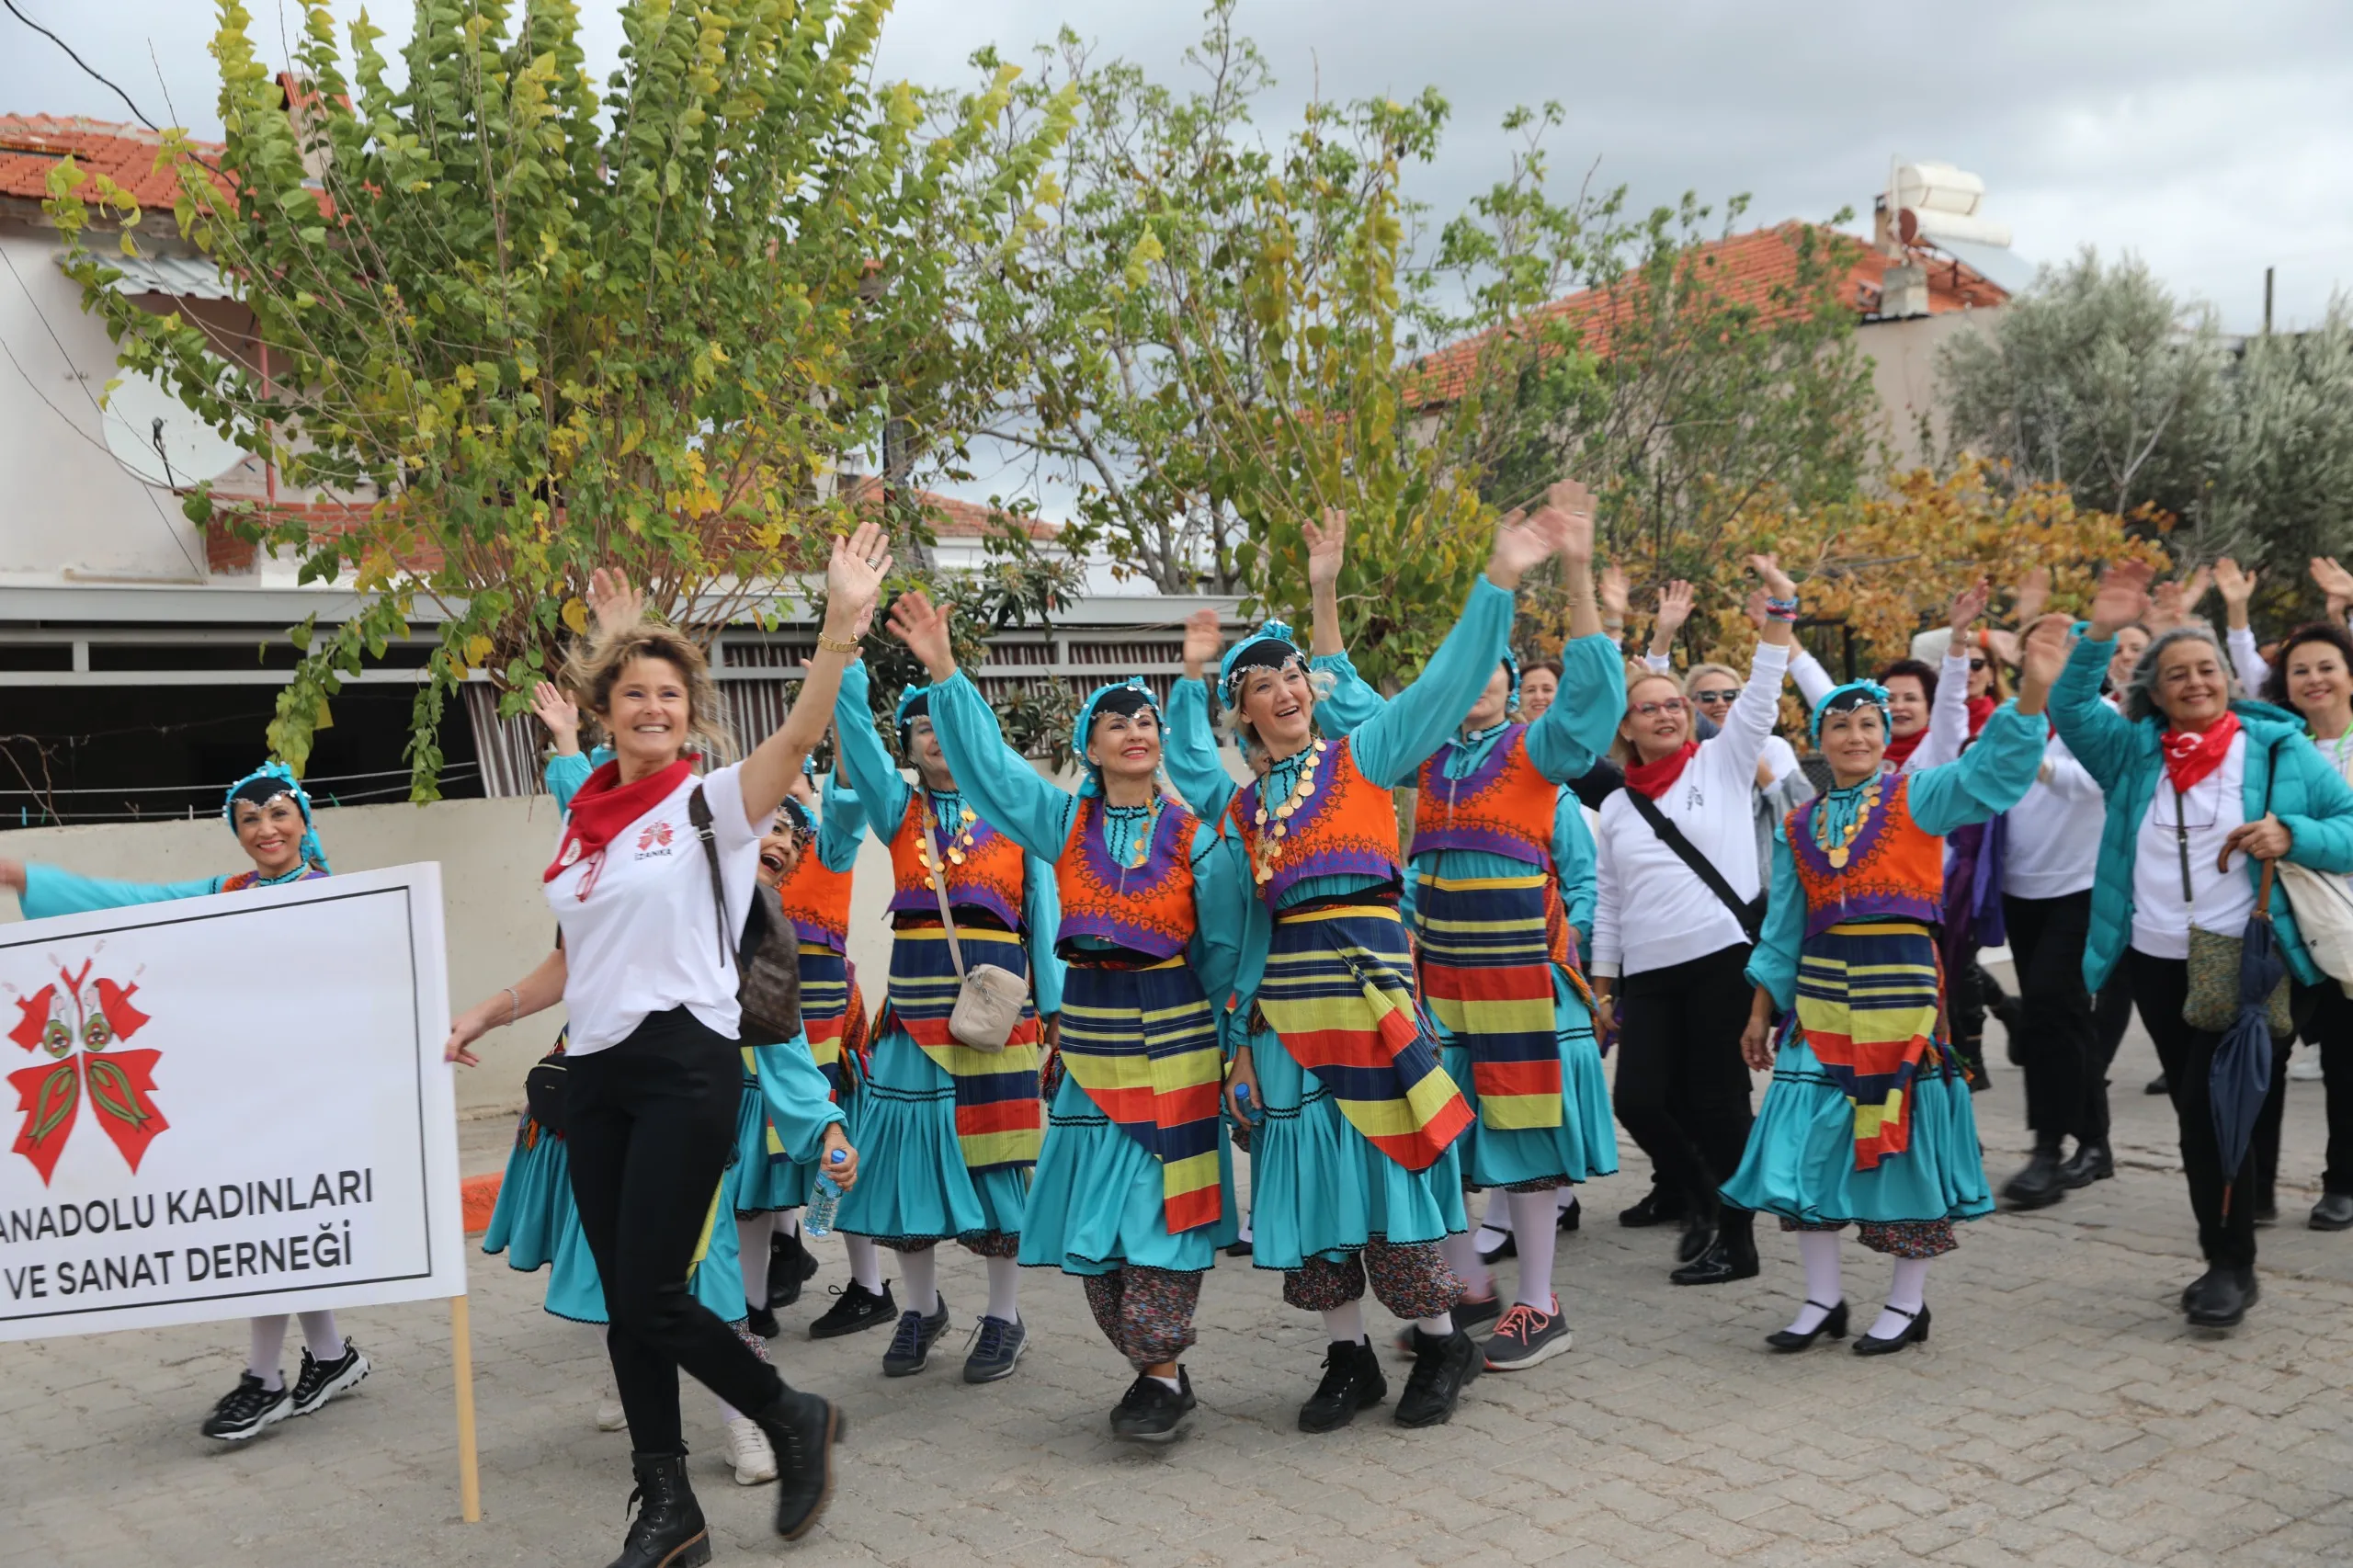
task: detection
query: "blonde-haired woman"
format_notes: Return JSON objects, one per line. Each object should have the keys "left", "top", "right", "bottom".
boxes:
{"left": 443, "top": 528, "right": 890, "bottom": 1562}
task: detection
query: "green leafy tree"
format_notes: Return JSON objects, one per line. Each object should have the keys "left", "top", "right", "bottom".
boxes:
{"left": 2211, "top": 300, "right": 2353, "bottom": 627}
{"left": 49, "top": 0, "right": 1071, "bottom": 796}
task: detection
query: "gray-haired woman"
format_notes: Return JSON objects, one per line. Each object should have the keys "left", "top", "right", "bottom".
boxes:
{"left": 2052, "top": 566, "right": 2353, "bottom": 1332}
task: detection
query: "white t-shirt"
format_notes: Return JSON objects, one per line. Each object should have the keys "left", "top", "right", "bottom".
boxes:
{"left": 2129, "top": 734, "right": 2252, "bottom": 961}
{"left": 547, "top": 761, "right": 762, "bottom": 1054}
{"left": 2005, "top": 725, "right": 2104, "bottom": 901}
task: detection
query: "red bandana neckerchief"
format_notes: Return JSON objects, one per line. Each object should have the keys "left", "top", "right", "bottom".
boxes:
{"left": 1625, "top": 740, "right": 1699, "bottom": 801}
{"left": 1881, "top": 728, "right": 1927, "bottom": 770}
{"left": 544, "top": 757, "right": 694, "bottom": 887}
{"left": 2162, "top": 710, "right": 2241, "bottom": 796}
{"left": 1965, "top": 694, "right": 1995, "bottom": 738}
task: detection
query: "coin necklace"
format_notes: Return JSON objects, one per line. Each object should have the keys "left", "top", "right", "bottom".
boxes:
{"left": 1814, "top": 778, "right": 1882, "bottom": 869}
{"left": 922, "top": 794, "right": 980, "bottom": 871}
{"left": 1108, "top": 799, "right": 1161, "bottom": 895}
{"left": 1252, "top": 738, "right": 1325, "bottom": 885}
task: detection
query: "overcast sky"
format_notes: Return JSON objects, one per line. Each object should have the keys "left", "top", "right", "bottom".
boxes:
{"left": 10, "top": 0, "right": 2344, "bottom": 333}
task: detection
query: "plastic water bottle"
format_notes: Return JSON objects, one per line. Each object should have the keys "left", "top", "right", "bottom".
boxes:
{"left": 1233, "top": 1082, "right": 1264, "bottom": 1127}
{"left": 803, "top": 1149, "right": 848, "bottom": 1238}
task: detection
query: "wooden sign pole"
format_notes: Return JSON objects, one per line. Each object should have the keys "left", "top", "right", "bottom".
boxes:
{"left": 451, "top": 1294, "right": 483, "bottom": 1523}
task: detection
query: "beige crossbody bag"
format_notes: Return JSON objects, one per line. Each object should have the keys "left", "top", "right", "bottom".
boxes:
{"left": 926, "top": 814, "right": 1027, "bottom": 1051}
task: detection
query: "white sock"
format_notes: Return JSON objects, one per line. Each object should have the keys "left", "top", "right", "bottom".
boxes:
{"left": 846, "top": 1234, "right": 885, "bottom": 1294}
{"left": 1556, "top": 1188, "right": 1577, "bottom": 1214}
{"left": 777, "top": 1209, "right": 801, "bottom": 1238}
{"left": 1150, "top": 1373, "right": 1183, "bottom": 1392}
{"left": 1439, "top": 1230, "right": 1492, "bottom": 1299}
{"left": 1320, "top": 1301, "right": 1366, "bottom": 1344}
{"left": 1506, "top": 1190, "right": 1561, "bottom": 1311}
{"left": 736, "top": 1213, "right": 775, "bottom": 1308}
{"left": 247, "top": 1315, "right": 288, "bottom": 1391}
{"left": 297, "top": 1311, "right": 343, "bottom": 1363}
{"left": 1235, "top": 1215, "right": 1252, "bottom": 1244}
{"left": 1416, "top": 1312, "right": 1456, "bottom": 1338}
{"left": 1868, "top": 1257, "right": 1932, "bottom": 1340}
{"left": 900, "top": 1246, "right": 940, "bottom": 1315}
{"left": 1786, "top": 1232, "right": 1844, "bottom": 1335}
{"left": 985, "top": 1256, "right": 1021, "bottom": 1324}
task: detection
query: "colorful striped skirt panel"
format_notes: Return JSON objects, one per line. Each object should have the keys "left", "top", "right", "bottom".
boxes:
{"left": 1415, "top": 870, "right": 1564, "bottom": 1130}
{"left": 1055, "top": 957, "right": 1224, "bottom": 1233}
{"left": 877, "top": 923, "right": 1043, "bottom": 1173}
{"left": 1793, "top": 920, "right": 1944, "bottom": 1170}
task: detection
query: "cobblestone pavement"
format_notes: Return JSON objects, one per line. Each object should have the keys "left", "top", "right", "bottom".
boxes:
{"left": 6, "top": 1005, "right": 2353, "bottom": 1568}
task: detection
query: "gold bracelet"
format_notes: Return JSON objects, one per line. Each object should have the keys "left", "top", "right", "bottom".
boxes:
{"left": 813, "top": 631, "right": 860, "bottom": 655}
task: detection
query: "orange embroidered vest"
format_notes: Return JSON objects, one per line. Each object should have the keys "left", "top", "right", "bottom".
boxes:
{"left": 886, "top": 794, "right": 1027, "bottom": 931}
{"left": 1055, "top": 798, "right": 1198, "bottom": 960}
{"left": 1228, "top": 735, "right": 1401, "bottom": 904}
{"left": 1410, "top": 725, "right": 1558, "bottom": 872}
{"left": 1787, "top": 775, "right": 1945, "bottom": 938}
{"left": 772, "top": 848, "right": 854, "bottom": 953}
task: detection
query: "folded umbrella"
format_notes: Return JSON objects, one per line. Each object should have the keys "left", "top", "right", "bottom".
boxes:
{"left": 2211, "top": 860, "right": 2287, "bottom": 1219}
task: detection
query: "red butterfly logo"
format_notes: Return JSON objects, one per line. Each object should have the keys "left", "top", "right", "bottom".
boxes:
{"left": 7, "top": 960, "right": 166, "bottom": 1185}
{"left": 637, "top": 821, "right": 674, "bottom": 851}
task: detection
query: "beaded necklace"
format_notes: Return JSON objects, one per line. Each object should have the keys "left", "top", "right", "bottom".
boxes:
{"left": 1251, "top": 738, "right": 1325, "bottom": 885}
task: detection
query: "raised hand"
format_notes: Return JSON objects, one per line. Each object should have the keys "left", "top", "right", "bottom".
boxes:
{"left": 1654, "top": 580, "right": 1696, "bottom": 640}
{"left": 1540, "top": 478, "right": 1596, "bottom": 565}
{"left": 824, "top": 521, "right": 893, "bottom": 634}
{"left": 529, "top": 680, "right": 580, "bottom": 754}
{"left": 1948, "top": 577, "right": 1992, "bottom": 635}
{"left": 2012, "top": 565, "right": 2051, "bottom": 627}
{"left": 2213, "top": 556, "right": 2257, "bottom": 630}
{"left": 2310, "top": 556, "right": 2353, "bottom": 602}
{"left": 2017, "top": 612, "right": 2075, "bottom": 698}
{"left": 1487, "top": 506, "right": 1568, "bottom": 590}
{"left": 1182, "top": 606, "right": 1223, "bottom": 681}
{"left": 885, "top": 587, "right": 957, "bottom": 681}
{"left": 585, "top": 567, "right": 645, "bottom": 636}
{"left": 2086, "top": 561, "right": 2154, "bottom": 640}
{"left": 1599, "top": 562, "right": 1631, "bottom": 625}
{"left": 1744, "top": 587, "right": 1769, "bottom": 631}
{"left": 1302, "top": 508, "right": 1347, "bottom": 592}
{"left": 1748, "top": 552, "right": 1798, "bottom": 603}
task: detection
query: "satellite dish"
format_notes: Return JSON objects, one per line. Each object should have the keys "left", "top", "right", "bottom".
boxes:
{"left": 100, "top": 368, "right": 250, "bottom": 488}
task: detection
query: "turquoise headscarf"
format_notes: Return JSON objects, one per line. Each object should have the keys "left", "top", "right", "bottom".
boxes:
{"left": 1218, "top": 619, "right": 1305, "bottom": 710}
{"left": 1071, "top": 677, "right": 1165, "bottom": 800}
{"left": 1808, "top": 678, "right": 1893, "bottom": 745}
{"left": 893, "top": 682, "right": 936, "bottom": 756}
{"left": 222, "top": 760, "right": 329, "bottom": 874}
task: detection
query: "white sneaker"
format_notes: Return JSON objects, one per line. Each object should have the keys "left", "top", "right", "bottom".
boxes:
{"left": 2291, "top": 1052, "right": 2326, "bottom": 1082}
{"left": 724, "top": 1414, "right": 777, "bottom": 1484}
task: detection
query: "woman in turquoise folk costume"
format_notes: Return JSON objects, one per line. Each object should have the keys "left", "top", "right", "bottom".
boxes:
{"left": 886, "top": 591, "right": 1245, "bottom": 1440}
{"left": 1300, "top": 488, "right": 1622, "bottom": 1373}
{"left": 1162, "top": 494, "right": 1576, "bottom": 1433}
{"left": 1722, "top": 615, "right": 2063, "bottom": 1357}
{"left": 0, "top": 764, "right": 370, "bottom": 1442}
{"left": 829, "top": 646, "right": 1065, "bottom": 1384}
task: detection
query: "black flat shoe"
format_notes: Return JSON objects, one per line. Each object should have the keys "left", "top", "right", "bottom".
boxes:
{"left": 2000, "top": 1148, "right": 2067, "bottom": 1210}
{"left": 2312, "top": 1192, "right": 2353, "bottom": 1231}
{"left": 1618, "top": 1188, "right": 1683, "bottom": 1228}
{"left": 1222, "top": 1237, "right": 1254, "bottom": 1257}
{"left": 2182, "top": 1266, "right": 2257, "bottom": 1329}
{"left": 2145, "top": 1073, "right": 2170, "bottom": 1096}
{"left": 1675, "top": 1221, "right": 1716, "bottom": 1265}
{"left": 1765, "top": 1300, "right": 1849, "bottom": 1353}
{"left": 1851, "top": 1302, "right": 1930, "bottom": 1356}
{"left": 1669, "top": 1234, "right": 1759, "bottom": 1287}
{"left": 1557, "top": 1195, "right": 1581, "bottom": 1233}
{"left": 1476, "top": 1228, "right": 1518, "bottom": 1266}
{"left": 2058, "top": 1141, "right": 2114, "bottom": 1187}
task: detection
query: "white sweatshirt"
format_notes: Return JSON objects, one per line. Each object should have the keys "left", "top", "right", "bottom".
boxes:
{"left": 2003, "top": 722, "right": 2103, "bottom": 900}
{"left": 1594, "top": 641, "right": 1789, "bottom": 979}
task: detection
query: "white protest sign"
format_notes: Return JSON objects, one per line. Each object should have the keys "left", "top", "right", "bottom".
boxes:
{"left": 0, "top": 864, "right": 463, "bottom": 1339}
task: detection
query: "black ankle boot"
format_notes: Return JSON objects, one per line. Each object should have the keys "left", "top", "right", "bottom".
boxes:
{"left": 1298, "top": 1338, "right": 1386, "bottom": 1433}
{"left": 606, "top": 1452, "right": 709, "bottom": 1568}
{"left": 749, "top": 1388, "right": 847, "bottom": 1541}
{"left": 2000, "top": 1145, "right": 2067, "bottom": 1210}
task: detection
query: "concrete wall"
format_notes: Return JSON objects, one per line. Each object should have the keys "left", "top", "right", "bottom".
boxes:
{"left": 1857, "top": 307, "right": 2003, "bottom": 472}
{"left": 0, "top": 744, "right": 1259, "bottom": 1119}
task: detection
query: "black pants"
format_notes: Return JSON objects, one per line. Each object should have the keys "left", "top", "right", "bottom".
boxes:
{"left": 1614, "top": 944, "right": 1757, "bottom": 1241}
{"left": 568, "top": 1006, "right": 785, "bottom": 1456}
{"left": 2277, "top": 982, "right": 2353, "bottom": 1198}
{"left": 2004, "top": 892, "right": 2100, "bottom": 1147}
{"left": 2087, "top": 969, "right": 2133, "bottom": 1142}
{"left": 2127, "top": 951, "right": 2266, "bottom": 1270}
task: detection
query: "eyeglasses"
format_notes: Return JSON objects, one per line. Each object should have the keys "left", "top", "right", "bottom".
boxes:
{"left": 1630, "top": 698, "right": 1688, "bottom": 717}
{"left": 1689, "top": 688, "right": 1738, "bottom": 705}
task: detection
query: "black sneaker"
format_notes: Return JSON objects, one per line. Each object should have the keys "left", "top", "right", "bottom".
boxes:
{"left": 1392, "top": 1291, "right": 1503, "bottom": 1356}
{"left": 961, "top": 1314, "right": 1028, "bottom": 1383}
{"left": 290, "top": 1340, "right": 370, "bottom": 1416}
{"left": 881, "top": 1292, "right": 951, "bottom": 1377}
{"left": 749, "top": 1388, "right": 846, "bottom": 1542}
{"left": 1393, "top": 1325, "right": 1480, "bottom": 1427}
{"left": 809, "top": 1280, "right": 894, "bottom": 1340}
{"left": 1298, "top": 1338, "right": 1386, "bottom": 1433}
{"left": 201, "top": 1373, "right": 292, "bottom": 1440}
{"left": 1109, "top": 1368, "right": 1196, "bottom": 1442}
{"left": 768, "top": 1228, "right": 820, "bottom": 1310}
{"left": 746, "top": 1301, "right": 782, "bottom": 1339}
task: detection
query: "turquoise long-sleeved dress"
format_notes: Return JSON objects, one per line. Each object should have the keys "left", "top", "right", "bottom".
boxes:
{"left": 1313, "top": 632, "right": 1624, "bottom": 1190}
{"left": 827, "top": 659, "right": 1065, "bottom": 1248}
{"left": 1159, "top": 574, "right": 1517, "bottom": 1269}
{"left": 476, "top": 748, "right": 845, "bottom": 1321}
{"left": 1721, "top": 704, "right": 2045, "bottom": 1235}
{"left": 924, "top": 671, "right": 1245, "bottom": 1275}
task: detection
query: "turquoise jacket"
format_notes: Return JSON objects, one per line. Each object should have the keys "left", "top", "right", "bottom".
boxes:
{"left": 2051, "top": 632, "right": 2353, "bottom": 993}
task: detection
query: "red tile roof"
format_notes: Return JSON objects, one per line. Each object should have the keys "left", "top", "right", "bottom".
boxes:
{"left": 0, "top": 114, "right": 226, "bottom": 209}
{"left": 1412, "top": 222, "right": 2008, "bottom": 407}
{"left": 841, "top": 477, "right": 1062, "bottom": 540}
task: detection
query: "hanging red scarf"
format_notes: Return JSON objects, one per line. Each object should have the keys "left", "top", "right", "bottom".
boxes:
{"left": 544, "top": 757, "right": 694, "bottom": 884}
{"left": 1624, "top": 740, "right": 1699, "bottom": 800}
{"left": 1881, "top": 727, "right": 1927, "bottom": 770}
{"left": 2162, "top": 710, "right": 2241, "bottom": 796}
{"left": 1965, "top": 694, "right": 1995, "bottom": 738}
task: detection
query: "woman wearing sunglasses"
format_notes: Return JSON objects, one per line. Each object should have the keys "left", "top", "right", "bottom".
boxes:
{"left": 1590, "top": 558, "right": 1800, "bottom": 1290}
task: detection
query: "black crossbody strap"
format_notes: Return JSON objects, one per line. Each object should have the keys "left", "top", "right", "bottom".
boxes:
{"left": 686, "top": 785, "right": 734, "bottom": 971}
{"left": 1622, "top": 784, "right": 1763, "bottom": 943}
